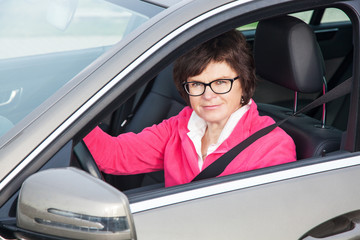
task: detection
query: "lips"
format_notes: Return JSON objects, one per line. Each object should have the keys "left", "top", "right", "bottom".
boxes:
{"left": 202, "top": 104, "right": 221, "bottom": 110}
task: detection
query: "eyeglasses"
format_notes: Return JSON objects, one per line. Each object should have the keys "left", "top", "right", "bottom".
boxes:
{"left": 183, "top": 76, "right": 239, "bottom": 96}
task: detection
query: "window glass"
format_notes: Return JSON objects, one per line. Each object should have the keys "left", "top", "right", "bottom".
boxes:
{"left": 238, "top": 10, "right": 313, "bottom": 31}
{"left": 0, "top": 0, "right": 149, "bottom": 59}
{"left": 321, "top": 8, "right": 350, "bottom": 23}
{"left": 0, "top": 0, "right": 157, "bottom": 138}
{"left": 289, "top": 10, "right": 313, "bottom": 23}
{"left": 238, "top": 22, "right": 258, "bottom": 31}
{"left": 235, "top": 8, "right": 349, "bottom": 33}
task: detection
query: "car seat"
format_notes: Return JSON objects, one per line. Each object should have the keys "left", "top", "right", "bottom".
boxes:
{"left": 254, "top": 15, "right": 342, "bottom": 159}
{"left": 123, "top": 64, "right": 186, "bottom": 134}
{"left": 105, "top": 64, "right": 186, "bottom": 190}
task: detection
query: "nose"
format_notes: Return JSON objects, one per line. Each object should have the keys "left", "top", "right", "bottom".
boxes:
{"left": 202, "top": 85, "right": 217, "bottom": 99}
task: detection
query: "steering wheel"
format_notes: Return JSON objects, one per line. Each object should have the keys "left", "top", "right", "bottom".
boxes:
{"left": 73, "top": 140, "right": 103, "bottom": 180}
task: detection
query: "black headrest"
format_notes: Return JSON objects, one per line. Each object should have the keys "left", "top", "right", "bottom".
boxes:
{"left": 153, "top": 64, "right": 185, "bottom": 105}
{"left": 254, "top": 15, "right": 325, "bottom": 93}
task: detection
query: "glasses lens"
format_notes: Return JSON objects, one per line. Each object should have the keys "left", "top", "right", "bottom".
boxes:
{"left": 210, "top": 79, "right": 232, "bottom": 94}
{"left": 184, "top": 82, "right": 205, "bottom": 96}
{"left": 184, "top": 79, "right": 233, "bottom": 96}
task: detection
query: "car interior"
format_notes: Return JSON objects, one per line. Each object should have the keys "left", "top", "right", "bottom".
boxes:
{"left": 254, "top": 15, "right": 343, "bottom": 160}
{"left": 72, "top": 6, "right": 353, "bottom": 193}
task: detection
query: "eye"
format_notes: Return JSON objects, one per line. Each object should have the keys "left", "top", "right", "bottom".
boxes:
{"left": 190, "top": 82, "right": 203, "bottom": 88}
{"left": 215, "top": 80, "right": 228, "bottom": 85}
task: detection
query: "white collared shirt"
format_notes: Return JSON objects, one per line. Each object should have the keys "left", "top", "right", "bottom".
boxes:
{"left": 187, "top": 100, "right": 251, "bottom": 170}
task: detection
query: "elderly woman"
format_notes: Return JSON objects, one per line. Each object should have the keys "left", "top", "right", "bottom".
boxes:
{"left": 84, "top": 30, "right": 296, "bottom": 187}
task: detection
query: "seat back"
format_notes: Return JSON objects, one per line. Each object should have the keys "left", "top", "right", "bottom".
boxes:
{"left": 119, "top": 64, "right": 186, "bottom": 188}
{"left": 124, "top": 64, "right": 186, "bottom": 133}
{"left": 254, "top": 16, "right": 342, "bottom": 159}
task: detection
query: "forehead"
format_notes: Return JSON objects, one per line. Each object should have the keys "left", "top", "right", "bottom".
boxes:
{"left": 188, "top": 61, "right": 236, "bottom": 81}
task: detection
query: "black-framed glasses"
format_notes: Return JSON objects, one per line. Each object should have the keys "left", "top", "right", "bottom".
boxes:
{"left": 183, "top": 76, "right": 239, "bottom": 96}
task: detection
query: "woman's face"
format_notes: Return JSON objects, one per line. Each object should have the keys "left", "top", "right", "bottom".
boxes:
{"left": 188, "top": 61, "right": 243, "bottom": 127}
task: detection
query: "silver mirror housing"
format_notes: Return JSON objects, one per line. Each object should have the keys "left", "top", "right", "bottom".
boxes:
{"left": 17, "top": 167, "right": 136, "bottom": 240}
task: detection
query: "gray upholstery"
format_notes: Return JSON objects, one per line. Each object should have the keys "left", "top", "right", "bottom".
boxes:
{"left": 254, "top": 16, "right": 324, "bottom": 93}
{"left": 124, "top": 64, "right": 186, "bottom": 134}
{"left": 254, "top": 16, "right": 342, "bottom": 159}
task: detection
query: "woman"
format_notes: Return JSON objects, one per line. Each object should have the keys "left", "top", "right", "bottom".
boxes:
{"left": 84, "top": 30, "right": 296, "bottom": 187}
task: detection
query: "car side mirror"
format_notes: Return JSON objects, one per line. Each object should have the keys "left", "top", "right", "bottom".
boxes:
{"left": 16, "top": 167, "right": 137, "bottom": 240}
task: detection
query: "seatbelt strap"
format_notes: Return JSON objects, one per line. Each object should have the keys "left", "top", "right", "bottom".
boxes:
{"left": 191, "top": 77, "right": 352, "bottom": 182}
{"left": 112, "top": 80, "right": 155, "bottom": 135}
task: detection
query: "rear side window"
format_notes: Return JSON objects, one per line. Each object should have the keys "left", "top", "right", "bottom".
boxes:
{"left": 321, "top": 8, "right": 350, "bottom": 23}
{"left": 239, "top": 7, "right": 350, "bottom": 31}
{"left": 290, "top": 10, "right": 313, "bottom": 23}
{"left": 238, "top": 10, "right": 314, "bottom": 31}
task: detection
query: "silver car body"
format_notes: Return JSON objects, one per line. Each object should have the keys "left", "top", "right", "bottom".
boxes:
{"left": 0, "top": 0, "right": 359, "bottom": 239}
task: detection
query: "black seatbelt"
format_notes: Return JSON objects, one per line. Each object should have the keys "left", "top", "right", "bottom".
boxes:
{"left": 111, "top": 79, "right": 155, "bottom": 135}
{"left": 192, "top": 77, "right": 352, "bottom": 182}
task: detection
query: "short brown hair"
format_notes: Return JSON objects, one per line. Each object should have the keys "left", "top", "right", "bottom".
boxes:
{"left": 173, "top": 30, "right": 257, "bottom": 106}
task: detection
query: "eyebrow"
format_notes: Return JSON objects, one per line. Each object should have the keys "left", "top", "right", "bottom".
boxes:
{"left": 188, "top": 76, "right": 234, "bottom": 82}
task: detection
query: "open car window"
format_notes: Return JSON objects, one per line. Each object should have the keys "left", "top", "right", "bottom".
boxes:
{"left": 71, "top": 5, "right": 354, "bottom": 198}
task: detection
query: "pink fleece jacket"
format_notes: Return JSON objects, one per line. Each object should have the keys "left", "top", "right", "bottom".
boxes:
{"left": 84, "top": 101, "right": 296, "bottom": 187}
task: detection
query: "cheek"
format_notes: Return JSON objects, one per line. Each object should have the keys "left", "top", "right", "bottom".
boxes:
{"left": 227, "top": 95, "right": 241, "bottom": 109}
{"left": 189, "top": 97, "right": 197, "bottom": 109}
{"left": 233, "top": 84, "right": 243, "bottom": 101}
{"left": 228, "top": 89, "right": 243, "bottom": 107}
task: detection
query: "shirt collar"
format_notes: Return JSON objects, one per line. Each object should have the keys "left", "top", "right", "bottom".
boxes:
{"left": 187, "top": 100, "right": 251, "bottom": 168}
{"left": 188, "top": 100, "right": 251, "bottom": 143}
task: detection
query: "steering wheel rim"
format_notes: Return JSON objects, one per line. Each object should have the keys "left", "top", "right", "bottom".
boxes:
{"left": 73, "top": 140, "right": 103, "bottom": 180}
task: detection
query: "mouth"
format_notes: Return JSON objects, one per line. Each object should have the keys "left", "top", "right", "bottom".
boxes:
{"left": 202, "top": 104, "right": 221, "bottom": 110}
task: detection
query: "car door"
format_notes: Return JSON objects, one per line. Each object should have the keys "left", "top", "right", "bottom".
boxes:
{"left": 0, "top": 0, "right": 360, "bottom": 239}
{"left": 119, "top": 1, "right": 360, "bottom": 239}
{"left": 131, "top": 160, "right": 360, "bottom": 239}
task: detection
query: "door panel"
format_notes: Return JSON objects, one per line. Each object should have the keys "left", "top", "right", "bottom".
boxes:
{"left": 133, "top": 157, "right": 360, "bottom": 239}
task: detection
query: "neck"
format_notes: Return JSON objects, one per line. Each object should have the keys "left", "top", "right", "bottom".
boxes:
{"left": 201, "top": 123, "right": 225, "bottom": 159}
{"left": 204, "top": 123, "right": 224, "bottom": 144}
